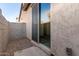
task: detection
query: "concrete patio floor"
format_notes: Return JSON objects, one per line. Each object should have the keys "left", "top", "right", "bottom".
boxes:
{"left": 0, "top": 38, "right": 48, "bottom": 56}
{"left": 5, "top": 39, "right": 33, "bottom": 56}
{"left": 14, "top": 46, "right": 48, "bottom": 56}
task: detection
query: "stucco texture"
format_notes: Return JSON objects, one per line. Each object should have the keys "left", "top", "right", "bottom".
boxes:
{"left": 0, "top": 9, "right": 9, "bottom": 52}
{"left": 51, "top": 4, "right": 79, "bottom": 56}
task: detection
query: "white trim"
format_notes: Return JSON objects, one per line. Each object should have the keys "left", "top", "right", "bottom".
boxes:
{"left": 38, "top": 3, "right": 40, "bottom": 43}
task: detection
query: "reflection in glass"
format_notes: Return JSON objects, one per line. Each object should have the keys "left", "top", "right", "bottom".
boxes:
{"left": 39, "top": 3, "right": 50, "bottom": 47}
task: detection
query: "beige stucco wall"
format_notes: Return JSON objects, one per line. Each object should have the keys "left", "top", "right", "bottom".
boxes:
{"left": 51, "top": 3, "right": 79, "bottom": 56}
{"left": 9, "top": 22, "right": 26, "bottom": 40}
{"left": 25, "top": 6, "right": 32, "bottom": 40}
{"left": 0, "top": 9, "right": 9, "bottom": 51}
{"left": 20, "top": 5, "right": 32, "bottom": 40}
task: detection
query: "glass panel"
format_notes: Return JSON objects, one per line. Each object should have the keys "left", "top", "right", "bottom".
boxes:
{"left": 39, "top": 3, "right": 50, "bottom": 47}
{"left": 32, "top": 4, "right": 39, "bottom": 42}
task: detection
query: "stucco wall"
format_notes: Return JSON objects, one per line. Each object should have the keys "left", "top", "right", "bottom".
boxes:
{"left": 0, "top": 9, "right": 9, "bottom": 51}
{"left": 26, "top": 6, "right": 32, "bottom": 40}
{"left": 9, "top": 22, "right": 26, "bottom": 40}
{"left": 20, "top": 5, "right": 32, "bottom": 40}
{"left": 51, "top": 3, "right": 79, "bottom": 56}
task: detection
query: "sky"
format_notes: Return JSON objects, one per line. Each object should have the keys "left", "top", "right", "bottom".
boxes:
{"left": 0, "top": 3, "right": 21, "bottom": 22}
{"left": 0, "top": 3, "right": 50, "bottom": 22}
{"left": 41, "top": 3, "right": 50, "bottom": 23}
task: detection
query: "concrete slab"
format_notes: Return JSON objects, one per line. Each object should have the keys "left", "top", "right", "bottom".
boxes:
{"left": 14, "top": 46, "right": 48, "bottom": 56}
{"left": 6, "top": 39, "right": 33, "bottom": 53}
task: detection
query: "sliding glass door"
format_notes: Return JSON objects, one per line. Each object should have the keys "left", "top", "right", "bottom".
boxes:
{"left": 39, "top": 3, "right": 50, "bottom": 47}
{"left": 32, "top": 4, "right": 39, "bottom": 42}
{"left": 32, "top": 3, "right": 50, "bottom": 48}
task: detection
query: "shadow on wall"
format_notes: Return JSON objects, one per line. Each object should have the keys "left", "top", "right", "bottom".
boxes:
{"left": 8, "top": 22, "right": 26, "bottom": 41}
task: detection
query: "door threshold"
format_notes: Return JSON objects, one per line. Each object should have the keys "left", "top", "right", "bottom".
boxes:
{"left": 30, "top": 40, "right": 52, "bottom": 55}
{"left": 39, "top": 43, "right": 51, "bottom": 55}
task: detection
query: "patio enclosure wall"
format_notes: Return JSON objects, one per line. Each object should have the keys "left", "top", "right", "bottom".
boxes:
{"left": 0, "top": 10, "right": 9, "bottom": 51}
